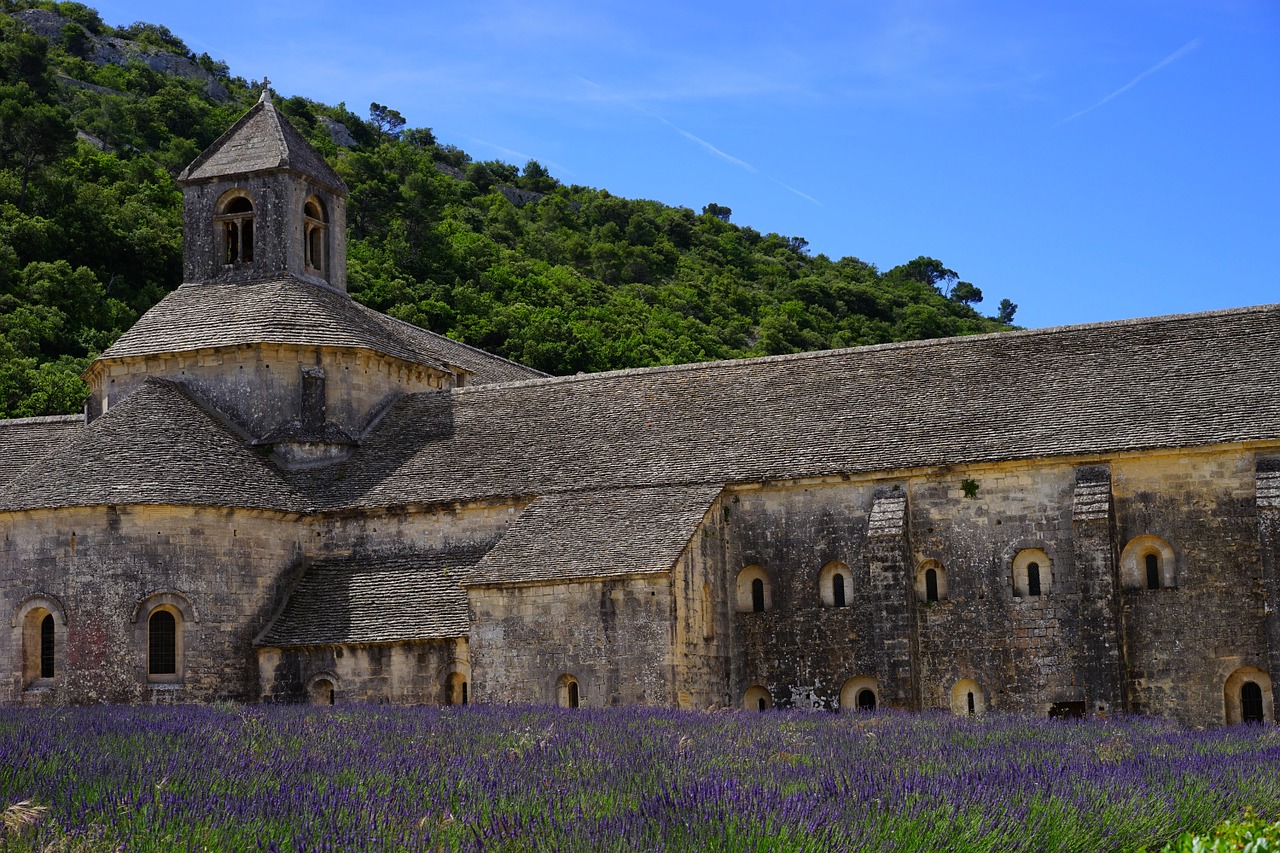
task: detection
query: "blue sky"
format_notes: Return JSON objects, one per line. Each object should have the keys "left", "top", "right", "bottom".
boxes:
{"left": 93, "top": 1, "right": 1279, "bottom": 329}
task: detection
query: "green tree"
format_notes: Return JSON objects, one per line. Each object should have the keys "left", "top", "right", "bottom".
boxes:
{"left": 0, "top": 84, "right": 74, "bottom": 210}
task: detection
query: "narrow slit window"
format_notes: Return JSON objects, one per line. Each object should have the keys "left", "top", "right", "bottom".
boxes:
{"left": 1145, "top": 554, "right": 1160, "bottom": 590}
{"left": 967, "top": 691, "right": 975, "bottom": 716}
{"left": 1027, "top": 562, "right": 1042, "bottom": 597}
{"left": 568, "top": 681, "right": 579, "bottom": 708}
{"left": 925, "top": 568, "right": 939, "bottom": 603}
{"left": 832, "top": 573, "right": 846, "bottom": 608}
{"left": 39, "top": 614, "right": 54, "bottom": 678}
{"left": 751, "top": 578, "right": 765, "bottom": 613}
{"left": 148, "top": 610, "right": 177, "bottom": 676}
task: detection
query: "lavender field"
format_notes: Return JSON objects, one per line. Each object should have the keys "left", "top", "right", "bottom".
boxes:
{"left": 0, "top": 705, "right": 1277, "bottom": 852}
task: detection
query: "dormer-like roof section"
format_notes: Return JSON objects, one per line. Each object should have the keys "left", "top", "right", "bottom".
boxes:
{"left": 0, "top": 379, "right": 303, "bottom": 513}
{"left": 93, "top": 277, "right": 546, "bottom": 384}
{"left": 177, "top": 92, "right": 345, "bottom": 194}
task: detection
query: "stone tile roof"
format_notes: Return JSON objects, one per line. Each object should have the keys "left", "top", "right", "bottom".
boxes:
{"left": 0, "top": 415, "right": 84, "bottom": 486}
{"left": 0, "top": 380, "right": 301, "bottom": 512}
{"left": 324, "top": 304, "right": 1280, "bottom": 509}
{"left": 258, "top": 548, "right": 484, "bottom": 646}
{"left": 178, "top": 94, "right": 345, "bottom": 192}
{"left": 97, "top": 278, "right": 546, "bottom": 385}
{"left": 467, "top": 486, "right": 722, "bottom": 586}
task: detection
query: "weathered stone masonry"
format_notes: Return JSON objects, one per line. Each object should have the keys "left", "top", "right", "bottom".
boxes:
{"left": 0, "top": 91, "right": 1276, "bottom": 726}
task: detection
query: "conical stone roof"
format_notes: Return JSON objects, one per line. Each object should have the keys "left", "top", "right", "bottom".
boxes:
{"left": 177, "top": 90, "right": 345, "bottom": 193}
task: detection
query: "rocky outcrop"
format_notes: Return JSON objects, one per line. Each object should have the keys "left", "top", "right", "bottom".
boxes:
{"left": 11, "top": 9, "right": 230, "bottom": 101}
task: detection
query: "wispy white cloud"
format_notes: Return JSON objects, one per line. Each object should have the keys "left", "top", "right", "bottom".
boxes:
{"left": 769, "top": 178, "right": 822, "bottom": 206}
{"left": 1056, "top": 38, "right": 1203, "bottom": 126}
{"left": 573, "top": 76, "right": 820, "bottom": 204}
{"left": 663, "top": 121, "right": 758, "bottom": 173}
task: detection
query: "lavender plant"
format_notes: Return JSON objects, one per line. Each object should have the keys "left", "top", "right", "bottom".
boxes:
{"left": 0, "top": 705, "right": 1275, "bottom": 852}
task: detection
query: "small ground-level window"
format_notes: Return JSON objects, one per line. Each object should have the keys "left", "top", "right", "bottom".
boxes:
{"left": 309, "top": 678, "right": 335, "bottom": 706}
{"left": 950, "top": 679, "right": 986, "bottom": 716}
{"left": 1242, "top": 682, "right": 1264, "bottom": 724}
{"left": 148, "top": 610, "right": 177, "bottom": 676}
{"left": 743, "top": 685, "right": 772, "bottom": 711}
{"left": 446, "top": 671, "right": 469, "bottom": 706}
{"left": 925, "top": 569, "right": 939, "bottom": 603}
{"left": 557, "top": 674, "right": 581, "bottom": 709}
{"left": 1049, "top": 701, "right": 1086, "bottom": 719}
{"left": 839, "top": 676, "right": 879, "bottom": 713}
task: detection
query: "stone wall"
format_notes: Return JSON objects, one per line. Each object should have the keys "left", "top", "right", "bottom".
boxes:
{"left": 468, "top": 575, "right": 674, "bottom": 707}
{"left": 258, "top": 638, "right": 468, "bottom": 705}
{"left": 1112, "top": 449, "right": 1268, "bottom": 724}
{"left": 89, "top": 344, "right": 449, "bottom": 441}
{"left": 1, "top": 505, "right": 306, "bottom": 705}
{"left": 182, "top": 172, "right": 346, "bottom": 291}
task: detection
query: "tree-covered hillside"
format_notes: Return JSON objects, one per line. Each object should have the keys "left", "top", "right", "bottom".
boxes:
{"left": 0, "top": 0, "right": 1018, "bottom": 417}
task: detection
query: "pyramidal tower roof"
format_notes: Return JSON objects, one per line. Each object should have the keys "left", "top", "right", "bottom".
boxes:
{"left": 177, "top": 88, "right": 346, "bottom": 193}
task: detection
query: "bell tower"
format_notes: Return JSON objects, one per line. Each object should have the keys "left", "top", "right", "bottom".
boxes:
{"left": 175, "top": 87, "right": 348, "bottom": 291}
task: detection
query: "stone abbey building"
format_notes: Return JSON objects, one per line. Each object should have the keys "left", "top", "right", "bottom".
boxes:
{"left": 1, "top": 93, "right": 1276, "bottom": 726}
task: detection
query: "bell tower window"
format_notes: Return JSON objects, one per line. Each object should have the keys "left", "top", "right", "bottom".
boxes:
{"left": 216, "top": 195, "right": 255, "bottom": 265}
{"left": 304, "top": 197, "right": 328, "bottom": 278}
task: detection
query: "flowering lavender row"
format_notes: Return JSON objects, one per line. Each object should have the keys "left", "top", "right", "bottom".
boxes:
{"left": 0, "top": 705, "right": 1276, "bottom": 852}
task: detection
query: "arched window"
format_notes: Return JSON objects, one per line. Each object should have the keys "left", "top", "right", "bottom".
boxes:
{"left": 303, "top": 197, "right": 328, "bottom": 277}
{"left": 818, "top": 561, "right": 851, "bottom": 608}
{"left": 735, "top": 566, "right": 771, "bottom": 613}
{"left": 1012, "top": 549, "right": 1052, "bottom": 598}
{"left": 309, "top": 677, "right": 335, "bottom": 706}
{"left": 915, "top": 560, "right": 947, "bottom": 603}
{"left": 216, "top": 194, "right": 255, "bottom": 265}
{"left": 839, "top": 676, "right": 879, "bottom": 713}
{"left": 743, "top": 685, "right": 771, "bottom": 711}
{"left": 446, "top": 671, "right": 469, "bottom": 706}
{"left": 1224, "top": 667, "right": 1273, "bottom": 724}
{"left": 148, "top": 609, "right": 177, "bottom": 677}
{"left": 557, "top": 674, "right": 580, "bottom": 708}
{"left": 950, "top": 679, "right": 986, "bottom": 716}
{"left": 1120, "top": 536, "right": 1177, "bottom": 591}
{"left": 39, "top": 614, "right": 54, "bottom": 679}
{"left": 17, "top": 599, "right": 63, "bottom": 687}
{"left": 1027, "top": 563, "right": 1042, "bottom": 597}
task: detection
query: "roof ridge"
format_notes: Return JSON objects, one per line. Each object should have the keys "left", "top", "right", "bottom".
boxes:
{"left": 441, "top": 302, "right": 1280, "bottom": 397}
{"left": 359, "top": 303, "right": 550, "bottom": 377}
{"left": 0, "top": 414, "right": 85, "bottom": 427}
